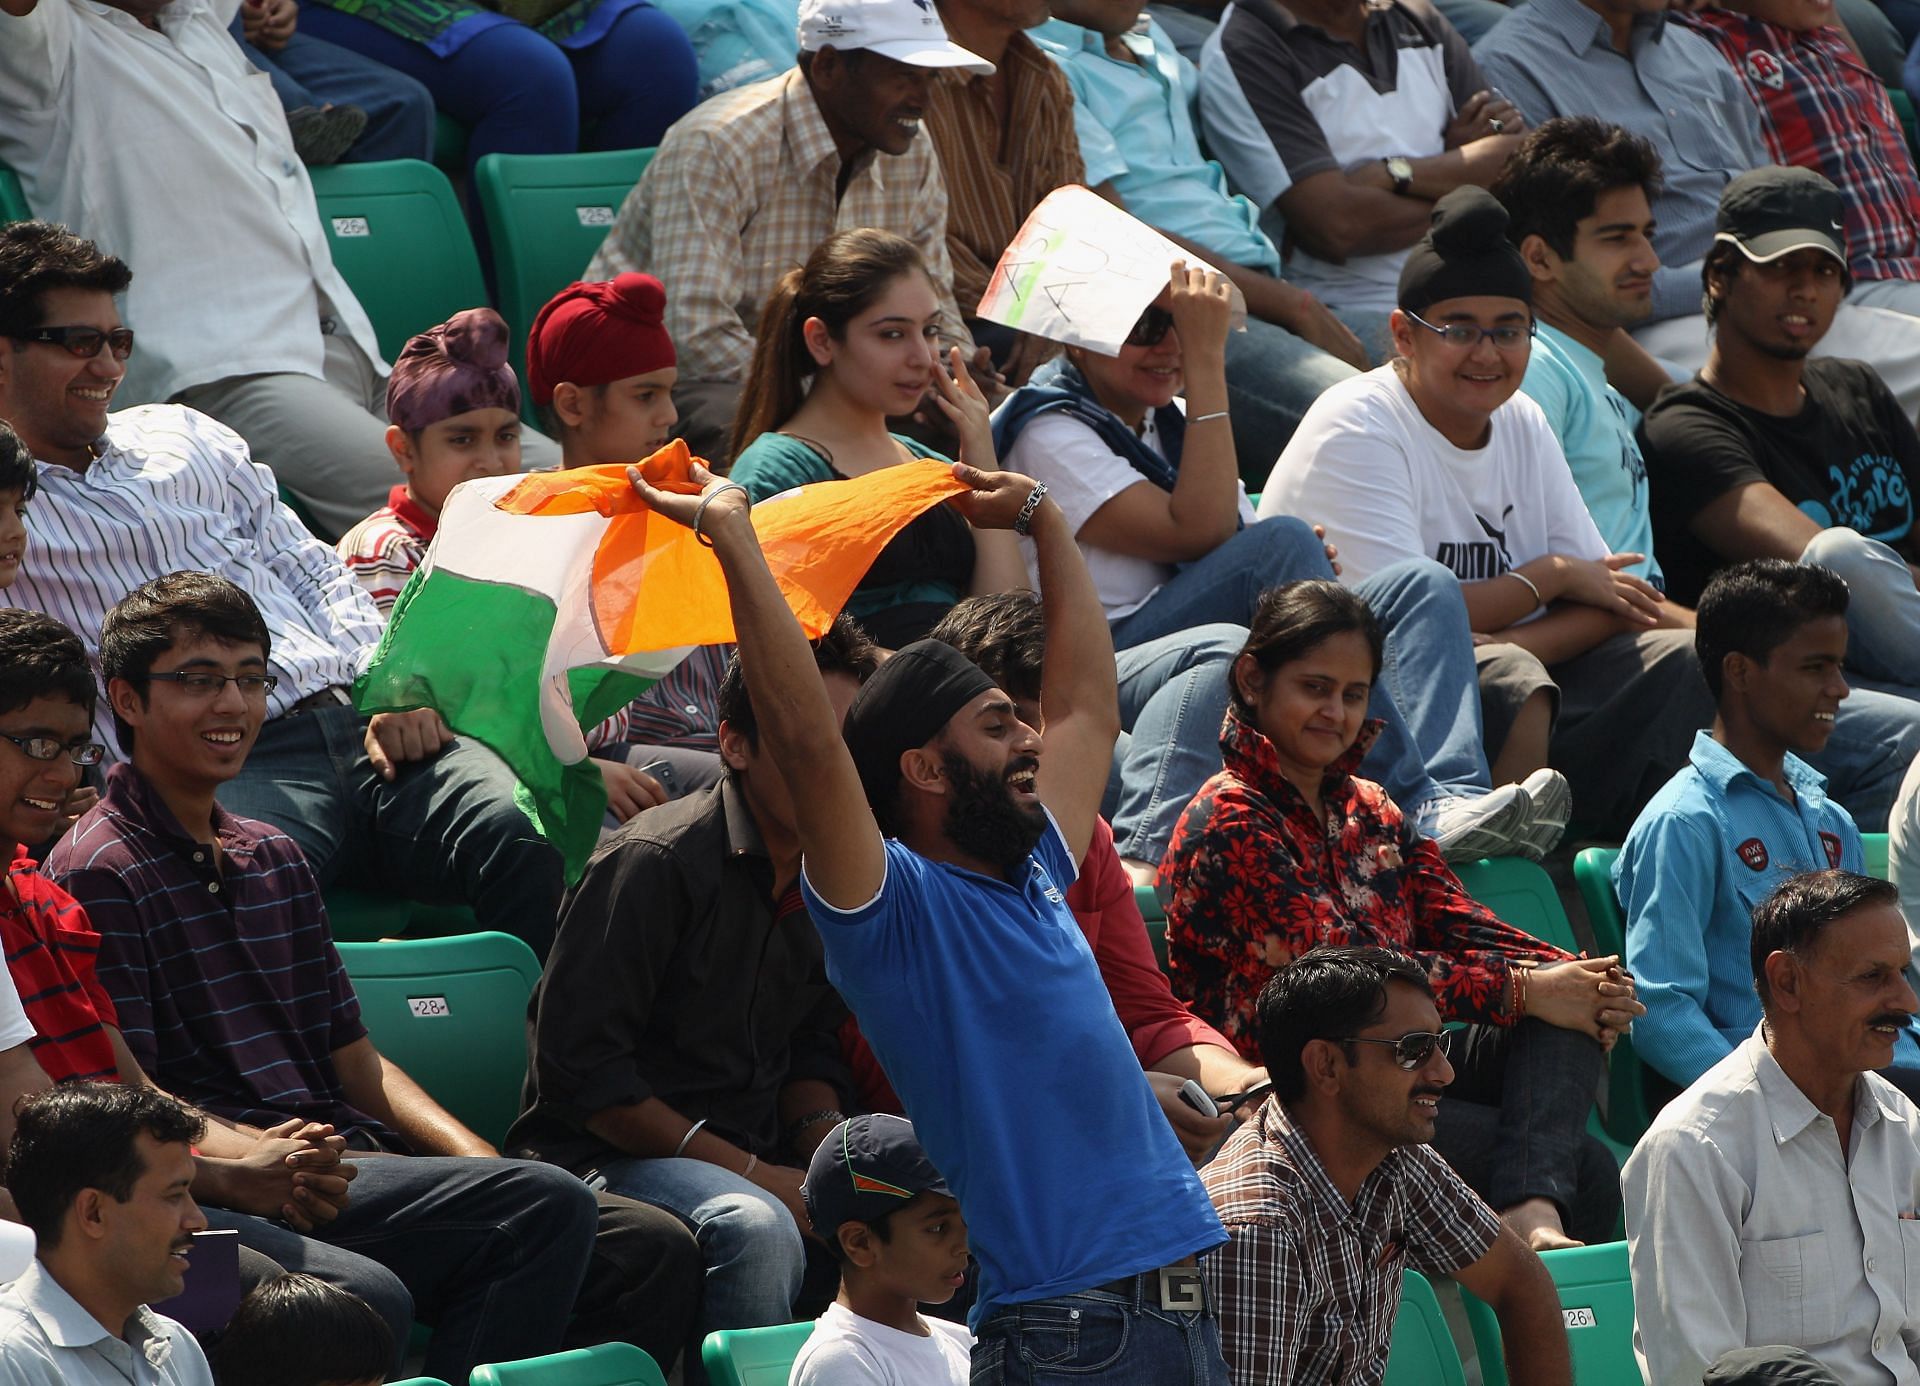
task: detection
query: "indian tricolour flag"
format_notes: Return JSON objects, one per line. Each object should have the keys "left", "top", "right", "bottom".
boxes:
{"left": 355, "top": 441, "right": 965, "bottom": 879}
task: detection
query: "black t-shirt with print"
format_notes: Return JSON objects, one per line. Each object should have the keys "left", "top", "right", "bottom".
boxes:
{"left": 1640, "top": 358, "right": 1920, "bottom": 605}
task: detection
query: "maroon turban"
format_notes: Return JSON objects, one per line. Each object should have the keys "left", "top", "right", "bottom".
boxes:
{"left": 526, "top": 273, "right": 676, "bottom": 407}
{"left": 386, "top": 307, "right": 520, "bottom": 432}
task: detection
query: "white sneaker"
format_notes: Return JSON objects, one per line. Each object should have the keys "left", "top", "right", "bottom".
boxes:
{"left": 1512, "top": 768, "right": 1572, "bottom": 861}
{"left": 1415, "top": 784, "right": 1534, "bottom": 862}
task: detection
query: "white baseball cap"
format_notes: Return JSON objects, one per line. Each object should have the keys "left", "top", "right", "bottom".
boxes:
{"left": 798, "top": 0, "right": 995, "bottom": 74}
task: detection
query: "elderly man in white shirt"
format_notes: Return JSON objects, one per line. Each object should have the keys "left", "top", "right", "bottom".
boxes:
{"left": 0, "top": 0, "right": 555, "bottom": 537}
{"left": 0, "top": 1085, "right": 212, "bottom": 1386}
{"left": 1624, "top": 869, "right": 1920, "bottom": 1386}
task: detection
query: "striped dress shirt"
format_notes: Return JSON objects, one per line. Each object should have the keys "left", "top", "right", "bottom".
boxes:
{"left": 585, "top": 67, "right": 970, "bottom": 383}
{"left": 7, "top": 405, "right": 384, "bottom": 760}
{"left": 1201, "top": 1097, "right": 1501, "bottom": 1385}
{"left": 925, "top": 31, "right": 1085, "bottom": 383}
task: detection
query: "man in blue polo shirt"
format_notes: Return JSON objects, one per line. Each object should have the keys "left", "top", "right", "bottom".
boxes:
{"left": 1615, "top": 559, "right": 1920, "bottom": 1096}
{"left": 626, "top": 456, "right": 1230, "bottom": 1383}
{"left": 1035, "top": 0, "right": 1364, "bottom": 479}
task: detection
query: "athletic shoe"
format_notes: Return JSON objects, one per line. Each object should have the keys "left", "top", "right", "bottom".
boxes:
{"left": 1414, "top": 783, "right": 1534, "bottom": 862}
{"left": 1511, "top": 767, "right": 1572, "bottom": 861}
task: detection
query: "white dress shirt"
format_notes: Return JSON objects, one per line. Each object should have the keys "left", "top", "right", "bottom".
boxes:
{"left": 6, "top": 405, "right": 384, "bottom": 757}
{"left": 1624, "top": 1028, "right": 1920, "bottom": 1385}
{"left": 0, "top": 1261, "right": 214, "bottom": 1386}
{"left": 0, "top": 0, "right": 384, "bottom": 406}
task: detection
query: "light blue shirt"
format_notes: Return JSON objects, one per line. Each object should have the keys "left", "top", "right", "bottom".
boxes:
{"left": 1035, "top": 17, "right": 1282, "bottom": 275}
{"left": 1472, "top": 0, "right": 1771, "bottom": 320}
{"left": 1519, "top": 323, "right": 1662, "bottom": 586}
{"left": 0, "top": 1262, "right": 214, "bottom": 1386}
{"left": 804, "top": 816, "right": 1226, "bottom": 1327}
{"left": 1616, "top": 731, "right": 1867, "bottom": 1088}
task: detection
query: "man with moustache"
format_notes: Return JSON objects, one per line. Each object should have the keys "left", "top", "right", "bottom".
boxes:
{"left": 1624, "top": 870, "right": 1920, "bottom": 1383}
{"left": 1201, "top": 946, "right": 1570, "bottom": 1386}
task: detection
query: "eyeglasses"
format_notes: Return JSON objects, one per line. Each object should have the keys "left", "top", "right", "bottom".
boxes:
{"left": 1336, "top": 1029, "right": 1453, "bottom": 1070}
{"left": 147, "top": 671, "right": 279, "bottom": 698}
{"left": 1404, "top": 310, "right": 1534, "bottom": 352}
{"left": 0, "top": 731, "right": 105, "bottom": 766}
{"left": 1125, "top": 305, "right": 1175, "bottom": 349}
{"left": 14, "top": 326, "right": 136, "bottom": 361}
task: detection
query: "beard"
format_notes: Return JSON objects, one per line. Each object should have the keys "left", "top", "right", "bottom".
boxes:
{"left": 941, "top": 750, "right": 1046, "bottom": 877}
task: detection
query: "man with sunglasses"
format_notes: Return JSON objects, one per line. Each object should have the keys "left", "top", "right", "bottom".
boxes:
{"left": 1202, "top": 945, "right": 1570, "bottom": 1385}
{"left": 1261, "top": 186, "right": 1713, "bottom": 838}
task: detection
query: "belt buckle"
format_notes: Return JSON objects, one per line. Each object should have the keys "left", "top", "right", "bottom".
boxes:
{"left": 1157, "top": 1265, "right": 1205, "bottom": 1313}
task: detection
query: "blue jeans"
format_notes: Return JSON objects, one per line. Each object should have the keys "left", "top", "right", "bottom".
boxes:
{"left": 1108, "top": 627, "right": 1241, "bottom": 864}
{"left": 1431, "top": 0, "right": 1513, "bottom": 40}
{"left": 230, "top": 26, "right": 436, "bottom": 162}
{"left": 971, "top": 1281, "right": 1230, "bottom": 1384}
{"left": 596, "top": 1155, "right": 805, "bottom": 1343}
{"left": 1221, "top": 317, "right": 1359, "bottom": 492}
{"left": 1107, "top": 522, "right": 1492, "bottom": 814}
{"left": 1801, "top": 527, "right": 1920, "bottom": 699}
{"left": 213, "top": 704, "right": 566, "bottom": 956}
{"left": 200, "top": 1154, "right": 598, "bottom": 1383}
{"left": 1803, "top": 685, "right": 1920, "bottom": 835}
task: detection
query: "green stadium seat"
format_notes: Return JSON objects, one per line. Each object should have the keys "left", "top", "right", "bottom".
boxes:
{"left": 335, "top": 931, "right": 539, "bottom": 1147}
{"left": 471, "top": 149, "right": 656, "bottom": 422}
{"left": 1572, "top": 847, "right": 1659, "bottom": 1146}
{"left": 1890, "top": 88, "right": 1920, "bottom": 162}
{"left": 699, "top": 1322, "right": 816, "bottom": 1386}
{"left": 1382, "top": 1269, "right": 1468, "bottom": 1386}
{"left": 470, "top": 1343, "right": 668, "bottom": 1386}
{"left": 323, "top": 886, "right": 415, "bottom": 944}
{"left": 1866, "top": 831, "right": 1890, "bottom": 878}
{"left": 308, "top": 160, "right": 488, "bottom": 363}
{"left": 1460, "top": 1240, "right": 1636, "bottom": 1386}
{"left": 0, "top": 162, "right": 28, "bottom": 223}
{"left": 389, "top": 1378, "right": 453, "bottom": 1386}
{"left": 1133, "top": 881, "right": 1170, "bottom": 971}
{"left": 433, "top": 113, "right": 469, "bottom": 173}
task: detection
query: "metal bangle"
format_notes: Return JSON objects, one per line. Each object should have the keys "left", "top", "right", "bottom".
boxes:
{"left": 1505, "top": 568, "right": 1543, "bottom": 612}
{"left": 786, "top": 1109, "right": 846, "bottom": 1146}
{"left": 691, "top": 481, "right": 749, "bottom": 549}
{"left": 1189, "top": 411, "right": 1231, "bottom": 425}
{"left": 1012, "top": 481, "right": 1050, "bottom": 537}
{"left": 674, "top": 1118, "right": 708, "bottom": 1159}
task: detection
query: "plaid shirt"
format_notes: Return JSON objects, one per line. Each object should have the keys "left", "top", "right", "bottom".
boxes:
{"left": 1681, "top": 10, "right": 1920, "bottom": 283}
{"left": 1, "top": 848, "right": 118, "bottom": 1084}
{"left": 585, "top": 67, "right": 969, "bottom": 383}
{"left": 1202, "top": 1097, "right": 1502, "bottom": 1385}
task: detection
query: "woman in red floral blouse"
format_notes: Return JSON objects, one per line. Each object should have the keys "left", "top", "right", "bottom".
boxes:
{"left": 1161, "top": 580, "right": 1644, "bottom": 1248}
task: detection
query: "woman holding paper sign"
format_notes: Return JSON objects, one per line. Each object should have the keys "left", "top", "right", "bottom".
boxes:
{"left": 991, "top": 261, "right": 1571, "bottom": 873}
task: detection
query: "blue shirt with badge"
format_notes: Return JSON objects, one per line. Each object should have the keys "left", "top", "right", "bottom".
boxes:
{"left": 803, "top": 815, "right": 1226, "bottom": 1328}
{"left": 1616, "top": 730, "right": 1872, "bottom": 1087}
{"left": 1035, "top": 17, "right": 1283, "bottom": 276}
{"left": 1519, "top": 323, "right": 1662, "bottom": 588}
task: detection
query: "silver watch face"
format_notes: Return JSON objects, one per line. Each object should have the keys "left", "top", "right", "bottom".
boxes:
{"left": 1387, "top": 157, "right": 1413, "bottom": 187}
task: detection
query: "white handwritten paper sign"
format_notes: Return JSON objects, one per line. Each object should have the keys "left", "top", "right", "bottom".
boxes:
{"left": 975, "top": 185, "right": 1247, "bottom": 356}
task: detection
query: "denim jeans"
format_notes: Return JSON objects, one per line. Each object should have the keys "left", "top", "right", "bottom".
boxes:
{"left": 596, "top": 1155, "right": 805, "bottom": 1344}
{"left": 1800, "top": 527, "right": 1920, "bottom": 699}
{"left": 1221, "top": 317, "right": 1360, "bottom": 491}
{"left": 1802, "top": 684, "right": 1920, "bottom": 835}
{"left": 214, "top": 704, "right": 567, "bottom": 956}
{"left": 1107, "top": 626, "right": 1241, "bottom": 864}
{"left": 1430, "top": 1019, "right": 1621, "bottom": 1244}
{"left": 200, "top": 1154, "right": 599, "bottom": 1383}
{"left": 229, "top": 26, "right": 437, "bottom": 162}
{"left": 971, "top": 1281, "right": 1231, "bottom": 1385}
{"left": 1107, "top": 522, "right": 1491, "bottom": 816}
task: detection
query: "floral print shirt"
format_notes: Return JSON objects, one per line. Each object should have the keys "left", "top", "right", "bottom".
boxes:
{"left": 1159, "top": 714, "right": 1569, "bottom": 1057}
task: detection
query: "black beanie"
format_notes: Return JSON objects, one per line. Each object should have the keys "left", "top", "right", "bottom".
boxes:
{"left": 1397, "top": 186, "right": 1534, "bottom": 316}
{"left": 841, "top": 639, "right": 998, "bottom": 808}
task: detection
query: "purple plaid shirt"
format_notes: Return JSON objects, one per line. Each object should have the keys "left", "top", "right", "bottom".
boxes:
{"left": 1201, "top": 1097, "right": 1501, "bottom": 1385}
{"left": 1682, "top": 10, "right": 1920, "bottom": 283}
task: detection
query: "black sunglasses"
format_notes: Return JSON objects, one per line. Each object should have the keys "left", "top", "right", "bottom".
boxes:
{"left": 1125, "top": 304, "right": 1175, "bottom": 349}
{"left": 1336, "top": 1029, "right": 1453, "bottom": 1070}
{"left": 16, "top": 326, "right": 136, "bottom": 361}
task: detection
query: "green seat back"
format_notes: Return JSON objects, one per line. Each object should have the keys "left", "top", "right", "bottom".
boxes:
{"left": 1132, "top": 882, "right": 1170, "bottom": 972}
{"left": 1382, "top": 1269, "right": 1467, "bottom": 1386}
{"left": 0, "top": 162, "right": 29, "bottom": 223}
{"left": 1866, "top": 831, "right": 1890, "bottom": 878}
{"left": 389, "top": 1378, "right": 453, "bottom": 1385}
{"left": 470, "top": 1343, "right": 669, "bottom": 1386}
{"left": 308, "top": 160, "right": 488, "bottom": 363}
{"left": 699, "top": 1322, "right": 816, "bottom": 1386}
{"left": 323, "top": 886, "right": 415, "bottom": 944}
{"left": 433, "top": 112, "right": 469, "bottom": 172}
{"left": 1462, "top": 1240, "right": 1636, "bottom": 1386}
{"left": 335, "top": 932, "right": 539, "bottom": 1147}
{"left": 1890, "top": 88, "right": 1920, "bottom": 160}
{"left": 471, "top": 149, "right": 656, "bottom": 420}
{"left": 1572, "top": 847, "right": 1657, "bottom": 1146}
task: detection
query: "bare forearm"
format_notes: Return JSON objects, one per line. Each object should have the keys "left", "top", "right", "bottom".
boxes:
{"left": 339, "top": 1049, "right": 493, "bottom": 1156}
{"left": 1597, "top": 327, "right": 1677, "bottom": 413}
{"left": 1491, "top": 605, "right": 1626, "bottom": 667}
{"left": 1031, "top": 499, "right": 1119, "bottom": 732}
{"left": 1287, "top": 178, "right": 1433, "bottom": 260}
{"left": 1149, "top": 1043, "right": 1265, "bottom": 1094}
{"left": 586, "top": 1096, "right": 751, "bottom": 1167}
{"left": 1461, "top": 559, "right": 1567, "bottom": 631}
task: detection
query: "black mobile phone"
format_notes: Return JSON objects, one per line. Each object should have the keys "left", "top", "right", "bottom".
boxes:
{"left": 636, "top": 758, "right": 678, "bottom": 795}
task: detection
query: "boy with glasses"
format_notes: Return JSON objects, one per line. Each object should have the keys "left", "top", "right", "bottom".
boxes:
{"left": 1201, "top": 945, "right": 1570, "bottom": 1386}
{"left": 1260, "top": 186, "right": 1713, "bottom": 836}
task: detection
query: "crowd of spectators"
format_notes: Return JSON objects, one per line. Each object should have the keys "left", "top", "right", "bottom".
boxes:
{"left": 13, "top": 0, "right": 1920, "bottom": 1373}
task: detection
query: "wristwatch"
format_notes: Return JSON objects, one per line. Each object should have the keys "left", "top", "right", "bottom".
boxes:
{"left": 1383, "top": 156, "right": 1413, "bottom": 195}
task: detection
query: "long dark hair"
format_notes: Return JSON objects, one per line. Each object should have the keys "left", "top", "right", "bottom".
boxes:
{"left": 728, "top": 229, "right": 932, "bottom": 459}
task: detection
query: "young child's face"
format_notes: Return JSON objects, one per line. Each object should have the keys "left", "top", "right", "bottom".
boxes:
{"left": 867, "top": 1192, "right": 970, "bottom": 1305}
{"left": 567, "top": 368, "right": 679, "bottom": 466}
{"left": 394, "top": 406, "right": 523, "bottom": 516}
{"left": 0, "top": 693, "right": 89, "bottom": 848}
{"left": 0, "top": 488, "right": 28, "bottom": 589}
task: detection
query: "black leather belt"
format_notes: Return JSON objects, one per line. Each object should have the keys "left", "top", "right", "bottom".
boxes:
{"left": 283, "top": 685, "right": 353, "bottom": 718}
{"left": 1093, "top": 1261, "right": 1209, "bottom": 1312}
